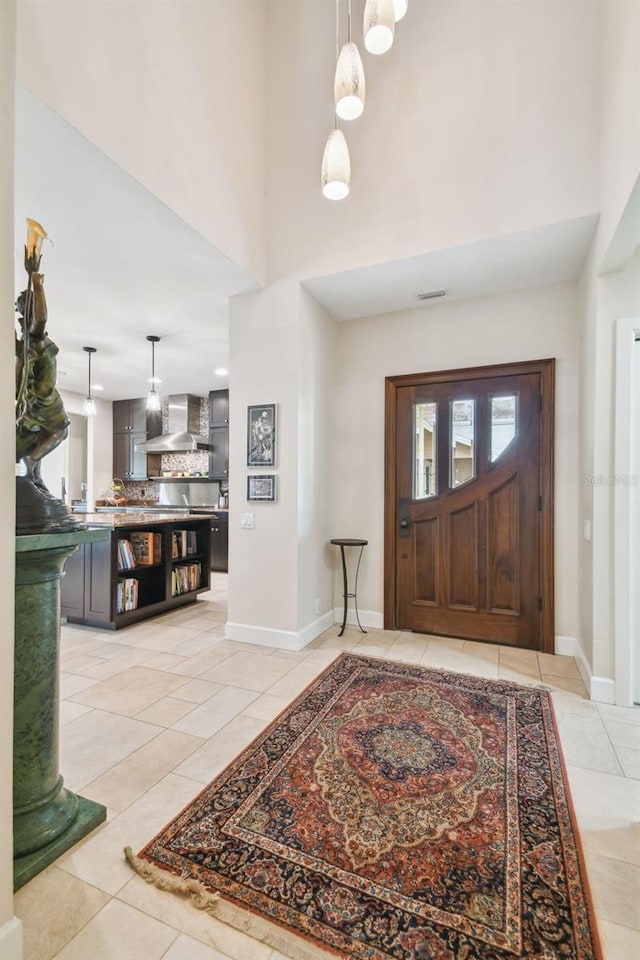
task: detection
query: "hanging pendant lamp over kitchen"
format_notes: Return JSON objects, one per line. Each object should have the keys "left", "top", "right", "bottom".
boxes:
{"left": 393, "top": 0, "right": 408, "bottom": 22}
{"left": 363, "top": 0, "right": 395, "bottom": 55}
{"left": 322, "top": 0, "right": 351, "bottom": 200}
{"left": 146, "top": 335, "right": 161, "bottom": 412}
{"left": 334, "top": 0, "right": 365, "bottom": 120}
{"left": 82, "top": 346, "right": 97, "bottom": 417}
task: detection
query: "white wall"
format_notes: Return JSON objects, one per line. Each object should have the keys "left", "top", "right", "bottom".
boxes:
{"left": 266, "top": 0, "right": 600, "bottom": 282}
{"left": 16, "top": 0, "right": 267, "bottom": 285}
{"left": 0, "top": 2, "right": 23, "bottom": 955}
{"left": 227, "top": 280, "right": 336, "bottom": 647}
{"left": 332, "top": 282, "right": 581, "bottom": 645}
{"left": 59, "top": 391, "right": 112, "bottom": 510}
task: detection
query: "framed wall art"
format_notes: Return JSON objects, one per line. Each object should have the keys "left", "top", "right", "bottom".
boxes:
{"left": 247, "top": 474, "right": 277, "bottom": 502}
{"left": 247, "top": 403, "right": 276, "bottom": 467}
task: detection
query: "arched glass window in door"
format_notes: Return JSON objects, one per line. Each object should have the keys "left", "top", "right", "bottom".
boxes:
{"left": 413, "top": 402, "right": 437, "bottom": 498}
{"left": 490, "top": 395, "right": 517, "bottom": 462}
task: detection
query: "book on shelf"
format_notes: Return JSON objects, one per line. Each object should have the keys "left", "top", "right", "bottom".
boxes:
{"left": 130, "top": 531, "right": 162, "bottom": 565}
{"left": 171, "top": 562, "right": 201, "bottom": 596}
{"left": 116, "top": 577, "right": 139, "bottom": 613}
{"left": 171, "top": 529, "right": 199, "bottom": 559}
{"left": 117, "top": 539, "right": 136, "bottom": 570}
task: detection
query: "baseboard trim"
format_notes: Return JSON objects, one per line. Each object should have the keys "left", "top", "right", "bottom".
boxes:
{"left": 590, "top": 675, "right": 616, "bottom": 705}
{"left": 554, "top": 636, "right": 615, "bottom": 704}
{"left": 225, "top": 611, "right": 334, "bottom": 652}
{"left": 332, "top": 607, "right": 384, "bottom": 630}
{"left": 554, "top": 635, "right": 576, "bottom": 657}
{"left": 0, "top": 917, "right": 23, "bottom": 960}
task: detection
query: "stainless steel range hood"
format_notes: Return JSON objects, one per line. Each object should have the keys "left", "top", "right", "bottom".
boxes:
{"left": 136, "top": 394, "right": 211, "bottom": 452}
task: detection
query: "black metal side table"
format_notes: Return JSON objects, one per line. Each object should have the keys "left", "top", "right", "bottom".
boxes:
{"left": 330, "top": 538, "right": 368, "bottom": 637}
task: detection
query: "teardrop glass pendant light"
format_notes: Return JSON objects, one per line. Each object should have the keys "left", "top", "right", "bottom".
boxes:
{"left": 363, "top": 0, "right": 395, "bottom": 55}
{"left": 321, "top": 128, "right": 351, "bottom": 200}
{"left": 334, "top": 0, "right": 365, "bottom": 120}
{"left": 393, "top": 0, "right": 408, "bottom": 22}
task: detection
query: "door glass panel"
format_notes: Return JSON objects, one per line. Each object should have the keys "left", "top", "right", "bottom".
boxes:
{"left": 414, "top": 402, "right": 437, "bottom": 498}
{"left": 490, "top": 395, "right": 517, "bottom": 462}
{"left": 450, "top": 399, "right": 475, "bottom": 487}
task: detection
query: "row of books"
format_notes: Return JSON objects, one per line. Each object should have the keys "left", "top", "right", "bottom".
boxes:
{"left": 117, "top": 532, "right": 162, "bottom": 569}
{"left": 116, "top": 577, "right": 139, "bottom": 613}
{"left": 172, "top": 529, "right": 199, "bottom": 559}
{"left": 171, "top": 562, "right": 201, "bottom": 596}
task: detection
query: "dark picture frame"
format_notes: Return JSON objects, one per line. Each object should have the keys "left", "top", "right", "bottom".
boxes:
{"left": 247, "top": 474, "right": 277, "bottom": 502}
{"left": 247, "top": 403, "right": 276, "bottom": 467}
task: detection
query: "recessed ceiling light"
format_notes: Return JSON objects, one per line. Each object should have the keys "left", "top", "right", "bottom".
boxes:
{"left": 214, "top": 367, "right": 228, "bottom": 376}
{"left": 92, "top": 384, "right": 104, "bottom": 392}
{"left": 417, "top": 290, "right": 447, "bottom": 301}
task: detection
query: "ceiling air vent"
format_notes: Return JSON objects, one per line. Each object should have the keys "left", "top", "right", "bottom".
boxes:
{"left": 417, "top": 290, "right": 447, "bottom": 301}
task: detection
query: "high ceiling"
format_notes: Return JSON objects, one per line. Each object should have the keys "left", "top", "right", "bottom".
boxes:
{"left": 15, "top": 87, "right": 598, "bottom": 405}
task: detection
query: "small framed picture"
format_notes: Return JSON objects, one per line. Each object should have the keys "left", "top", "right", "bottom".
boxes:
{"left": 247, "top": 474, "right": 277, "bottom": 502}
{"left": 247, "top": 404, "right": 276, "bottom": 468}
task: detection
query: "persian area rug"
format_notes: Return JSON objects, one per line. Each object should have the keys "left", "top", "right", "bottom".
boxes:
{"left": 125, "top": 653, "right": 602, "bottom": 960}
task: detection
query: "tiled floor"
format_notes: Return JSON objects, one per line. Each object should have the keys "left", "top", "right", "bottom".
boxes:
{"left": 14, "top": 576, "right": 640, "bottom": 960}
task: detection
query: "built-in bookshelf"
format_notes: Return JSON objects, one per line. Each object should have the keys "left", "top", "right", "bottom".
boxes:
{"left": 61, "top": 518, "right": 211, "bottom": 629}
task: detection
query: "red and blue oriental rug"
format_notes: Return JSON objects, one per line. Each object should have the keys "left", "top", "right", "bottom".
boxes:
{"left": 125, "top": 653, "right": 602, "bottom": 960}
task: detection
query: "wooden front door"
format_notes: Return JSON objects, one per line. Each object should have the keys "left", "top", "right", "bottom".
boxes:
{"left": 384, "top": 360, "right": 554, "bottom": 651}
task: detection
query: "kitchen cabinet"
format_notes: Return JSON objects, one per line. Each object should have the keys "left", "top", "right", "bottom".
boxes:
{"left": 113, "top": 399, "right": 161, "bottom": 480}
{"left": 209, "top": 512, "right": 228, "bottom": 572}
{"left": 208, "top": 390, "right": 229, "bottom": 479}
{"left": 61, "top": 516, "right": 211, "bottom": 629}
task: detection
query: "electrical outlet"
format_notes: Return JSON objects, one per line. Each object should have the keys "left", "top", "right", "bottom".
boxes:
{"left": 240, "top": 512, "right": 255, "bottom": 529}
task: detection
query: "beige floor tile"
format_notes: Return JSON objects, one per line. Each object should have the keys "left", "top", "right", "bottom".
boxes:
{"left": 171, "top": 685, "right": 259, "bottom": 738}
{"left": 81, "top": 729, "right": 205, "bottom": 812}
{"left": 135, "top": 696, "right": 199, "bottom": 727}
{"left": 549, "top": 687, "right": 600, "bottom": 719}
{"left": 541, "top": 675, "right": 589, "bottom": 698}
{"left": 59, "top": 773, "right": 203, "bottom": 895}
{"left": 386, "top": 635, "right": 431, "bottom": 663}
{"left": 615, "top": 745, "right": 640, "bottom": 780}
{"left": 52, "top": 897, "right": 178, "bottom": 960}
{"left": 463, "top": 640, "right": 500, "bottom": 662}
{"left": 115, "top": 623, "right": 211, "bottom": 652}
{"left": 138, "top": 652, "right": 189, "bottom": 672}
{"left": 538, "top": 651, "right": 581, "bottom": 679}
{"left": 59, "top": 700, "right": 93, "bottom": 726}
{"left": 164, "top": 632, "right": 222, "bottom": 657}
{"left": 242, "top": 692, "right": 292, "bottom": 722}
{"left": 556, "top": 714, "right": 623, "bottom": 775}
{"left": 68, "top": 645, "right": 159, "bottom": 681}
{"left": 59, "top": 673, "right": 99, "bottom": 698}
{"left": 119, "top": 876, "right": 272, "bottom": 960}
{"left": 605, "top": 719, "right": 640, "bottom": 750}
{"left": 61, "top": 651, "right": 112, "bottom": 674}
{"left": 199, "top": 652, "right": 295, "bottom": 692}
{"left": 565, "top": 765, "right": 640, "bottom": 866}
{"left": 171, "top": 678, "right": 225, "bottom": 703}
{"left": 598, "top": 703, "right": 640, "bottom": 727}
{"left": 68, "top": 665, "right": 192, "bottom": 716}
{"left": 597, "top": 919, "right": 640, "bottom": 959}
{"left": 173, "top": 714, "right": 266, "bottom": 783}
{"left": 15, "top": 866, "right": 109, "bottom": 960}
{"left": 165, "top": 646, "right": 236, "bottom": 677}
{"left": 60, "top": 709, "right": 163, "bottom": 793}
{"left": 420, "top": 645, "right": 499, "bottom": 679}
{"left": 266, "top": 662, "right": 324, "bottom": 700}
{"left": 584, "top": 852, "right": 640, "bottom": 930}
{"left": 499, "top": 644, "right": 540, "bottom": 663}
{"left": 161, "top": 933, "right": 237, "bottom": 960}
{"left": 423, "top": 635, "right": 465, "bottom": 650}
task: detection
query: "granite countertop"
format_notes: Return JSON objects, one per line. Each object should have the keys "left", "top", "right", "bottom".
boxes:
{"left": 82, "top": 512, "right": 217, "bottom": 528}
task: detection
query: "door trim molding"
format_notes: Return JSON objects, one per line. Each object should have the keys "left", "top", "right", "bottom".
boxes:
{"left": 384, "top": 358, "right": 555, "bottom": 653}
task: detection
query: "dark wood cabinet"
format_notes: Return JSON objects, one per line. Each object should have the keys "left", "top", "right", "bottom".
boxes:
{"left": 61, "top": 518, "right": 211, "bottom": 629}
{"left": 209, "top": 514, "right": 228, "bottom": 572}
{"left": 208, "top": 390, "right": 229, "bottom": 479}
{"left": 113, "top": 399, "right": 161, "bottom": 480}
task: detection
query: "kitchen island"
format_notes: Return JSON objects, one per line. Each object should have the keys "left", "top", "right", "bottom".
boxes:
{"left": 61, "top": 513, "right": 212, "bottom": 629}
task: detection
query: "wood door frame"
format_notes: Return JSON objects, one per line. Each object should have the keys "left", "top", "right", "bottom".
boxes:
{"left": 384, "top": 358, "right": 555, "bottom": 653}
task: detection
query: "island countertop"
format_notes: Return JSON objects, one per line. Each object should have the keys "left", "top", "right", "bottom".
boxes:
{"left": 82, "top": 512, "right": 217, "bottom": 528}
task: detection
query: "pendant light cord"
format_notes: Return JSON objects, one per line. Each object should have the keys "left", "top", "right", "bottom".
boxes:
{"left": 87, "top": 350, "right": 92, "bottom": 400}
{"left": 348, "top": 0, "right": 351, "bottom": 42}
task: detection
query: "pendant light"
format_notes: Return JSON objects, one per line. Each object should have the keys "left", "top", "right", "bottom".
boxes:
{"left": 393, "top": 0, "right": 408, "bottom": 21}
{"left": 334, "top": 0, "right": 365, "bottom": 121}
{"left": 322, "top": 0, "right": 351, "bottom": 200}
{"left": 82, "top": 346, "right": 97, "bottom": 417}
{"left": 146, "top": 335, "right": 161, "bottom": 412}
{"left": 363, "top": 0, "right": 395, "bottom": 55}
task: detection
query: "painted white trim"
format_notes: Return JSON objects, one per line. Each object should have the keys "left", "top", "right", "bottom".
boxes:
{"left": 332, "top": 607, "right": 384, "bottom": 630}
{"left": 0, "top": 917, "right": 23, "bottom": 960}
{"left": 590, "top": 675, "right": 616, "bottom": 705}
{"left": 554, "top": 635, "right": 576, "bottom": 657}
{"left": 613, "top": 315, "right": 640, "bottom": 706}
{"left": 225, "top": 611, "right": 334, "bottom": 652}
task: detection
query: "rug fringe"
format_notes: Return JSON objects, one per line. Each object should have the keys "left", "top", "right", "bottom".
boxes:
{"left": 123, "top": 847, "right": 336, "bottom": 960}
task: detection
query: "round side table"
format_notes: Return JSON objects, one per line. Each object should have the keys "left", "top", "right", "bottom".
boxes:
{"left": 330, "top": 538, "right": 368, "bottom": 637}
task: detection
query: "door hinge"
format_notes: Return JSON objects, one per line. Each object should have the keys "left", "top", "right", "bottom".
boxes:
{"left": 539, "top": 395, "right": 543, "bottom": 412}
{"left": 538, "top": 495, "right": 542, "bottom": 511}
{"left": 537, "top": 596, "right": 542, "bottom": 611}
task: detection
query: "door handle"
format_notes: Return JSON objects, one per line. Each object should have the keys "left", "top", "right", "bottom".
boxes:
{"left": 399, "top": 518, "right": 409, "bottom": 529}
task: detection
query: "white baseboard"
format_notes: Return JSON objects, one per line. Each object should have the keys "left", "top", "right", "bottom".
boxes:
{"left": 554, "top": 635, "right": 615, "bottom": 704}
{"left": 0, "top": 917, "right": 23, "bottom": 960}
{"left": 225, "top": 611, "right": 334, "bottom": 652}
{"left": 332, "top": 607, "right": 384, "bottom": 630}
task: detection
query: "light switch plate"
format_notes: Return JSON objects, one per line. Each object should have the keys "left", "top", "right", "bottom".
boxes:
{"left": 240, "top": 512, "right": 255, "bottom": 529}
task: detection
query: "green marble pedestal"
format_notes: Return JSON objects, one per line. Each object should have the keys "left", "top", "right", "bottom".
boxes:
{"left": 13, "top": 528, "right": 110, "bottom": 890}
